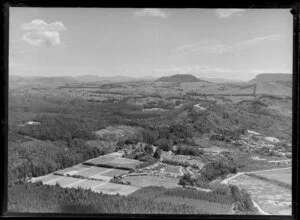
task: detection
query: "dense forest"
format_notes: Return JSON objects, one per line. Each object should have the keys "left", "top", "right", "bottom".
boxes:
{"left": 8, "top": 133, "right": 114, "bottom": 186}
{"left": 8, "top": 183, "right": 201, "bottom": 214}
{"left": 8, "top": 182, "right": 257, "bottom": 214}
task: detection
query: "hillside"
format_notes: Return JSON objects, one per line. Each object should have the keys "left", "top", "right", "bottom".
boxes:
{"left": 249, "top": 74, "right": 292, "bottom": 83}
{"left": 156, "top": 74, "right": 207, "bottom": 83}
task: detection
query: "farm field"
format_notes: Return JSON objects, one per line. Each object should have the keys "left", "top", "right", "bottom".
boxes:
{"left": 31, "top": 174, "right": 62, "bottom": 184}
{"left": 254, "top": 168, "right": 291, "bottom": 185}
{"left": 54, "top": 164, "right": 91, "bottom": 175}
{"left": 32, "top": 175, "right": 86, "bottom": 187}
{"left": 83, "top": 155, "right": 142, "bottom": 169}
{"left": 228, "top": 174, "right": 291, "bottom": 215}
{"left": 70, "top": 179, "right": 106, "bottom": 190}
{"left": 93, "top": 183, "right": 140, "bottom": 195}
{"left": 101, "top": 169, "right": 129, "bottom": 177}
{"left": 124, "top": 175, "right": 180, "bottom": 188}
{"left": 163, "top": 165, "right": 182, "bottom": 175}
{"left": 74, "top": 166, "right": 112, "bottom": 177}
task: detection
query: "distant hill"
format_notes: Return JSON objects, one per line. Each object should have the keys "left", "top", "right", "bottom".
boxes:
{"left": 9, "top": 75, "right": 77, "bottom": 88}
{"left": 156, "top": 74, "right": 208, "bottom": 83}
{"left": 9, "top": 74, "right": 156, "bottom": 85}
{"left": 75, "top": 75, "right": 137, "bottom": 83}
{"left": 249, "top": 73, "right": 292, "bottom": 83}
{"left": 198, "top": 77, "right": 244, "bottom": 84}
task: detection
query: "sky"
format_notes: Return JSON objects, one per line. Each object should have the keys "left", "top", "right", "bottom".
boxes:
{"left": 9, "top": 8, "right": 293, "bottom": 81}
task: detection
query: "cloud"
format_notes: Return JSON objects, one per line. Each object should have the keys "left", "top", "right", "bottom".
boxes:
{"left": 171, "top": 34, "right": 281, "bottom": 56}
{"left": 216, "top": 9, "right": 246, "bottom": 18}
{"left": 22, "top": 31, "right": 61, "bottom": 47}
{"left": 133, "top": 8, "right": 169, "bottom": 18}
{"left": 21, "top": 19, "right": 66, "bottom": 47}
{"left": 21, "top": 19, "right": 66, "bottom": 31}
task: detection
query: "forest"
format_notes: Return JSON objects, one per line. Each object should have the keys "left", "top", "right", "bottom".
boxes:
{"left": 8, "top": 182, "right": 257, "bottom": 214}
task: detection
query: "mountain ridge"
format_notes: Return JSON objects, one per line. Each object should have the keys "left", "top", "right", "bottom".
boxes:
{"left": 156, "top": 74, "right": 210, "bottom": 83}
{"left": 248, "top": 73, "right": 292, "bottom": 83}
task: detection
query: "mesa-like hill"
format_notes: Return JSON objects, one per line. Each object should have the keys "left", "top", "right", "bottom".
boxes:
{"left": 248, "top": 73, "right": 292, "bottom": 83}
{"left": 156, "top": 74, "right": 209, "bottom": 83}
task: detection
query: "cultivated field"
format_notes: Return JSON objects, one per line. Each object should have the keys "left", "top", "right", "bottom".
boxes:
{"left": 31, "top": 175, "right": 85, "bottom": 187}
{"left": 93, "top": 183, "right": 140, "bottom": 195}
{"left": 164, "top": 165, "right": 182, "bottom": 175}
{"left": 228, "top": 174, "right": 291, "bottom": 215}
{"left": 83, "top": 155, "right": 142, "bottom": 169}
{"left": 54, "top": 164, "right": 95, "bottom": 175}
{"left": 74, "top": 166, "right": 112, "bottom": 177}
{"left": 70, "top": 179, "right": 107, "bottom": 190}
{"left": 124, "top": 175, "right": 180, "bottom": 188}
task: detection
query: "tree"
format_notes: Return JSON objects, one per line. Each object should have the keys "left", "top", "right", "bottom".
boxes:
{"left": 153, "top": 148, "right": 162, "bottom": 159}
{"left": 144, "top": 144, "right": 153, "bottom": 155}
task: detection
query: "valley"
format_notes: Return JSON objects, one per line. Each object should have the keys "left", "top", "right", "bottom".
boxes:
{"left": 8, "top": 73, "right": 292, "bottom": 215}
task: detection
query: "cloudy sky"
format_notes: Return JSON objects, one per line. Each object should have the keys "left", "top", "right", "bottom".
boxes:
{"left": 9, "top": 8, "right": 292, "bottom": 80}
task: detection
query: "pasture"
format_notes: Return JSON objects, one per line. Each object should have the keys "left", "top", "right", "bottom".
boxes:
{"left": 74, "top": 166, "right": 112, "bottom": 177}
{"left": 84, "top": 155, "right": 142, "bottom": 169}
{"left": 93, "top": 183, "right": 140, "bottom": 195}
{"left": 254, "top": 168, "right": 291, "bottom": 185}
{"left": 54, "top": 164, "right": 91, "bottom": 175}
{"left": 228, "top": 174, "right": 291, "bottom": 215}
{"left": 124, "top": 176, "right": 180, "bottom": 188}
{"left": 70, "top": 179, "right": 106, "bottom": 190}
{"left": 164, "top": 165, "right": 182, "bottom": 175}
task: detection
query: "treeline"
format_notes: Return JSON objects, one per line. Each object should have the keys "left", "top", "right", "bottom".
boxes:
{"left": 179, "top": 173, "right": 210, "bottom": 189}
{"left": 200, "top": 159, "right": 238, "bottom": 181}
{"left": 140, "top": 123, "right": 196, "bottom": 151}
{"left": 8, "top": 183, "right": 200, "bottom": 214}
{"left": 8, "top": 137, "right": 114, "bottom": 187}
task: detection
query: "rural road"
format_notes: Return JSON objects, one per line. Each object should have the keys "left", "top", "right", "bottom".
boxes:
{"left": 179, "top": 166, "right": 184, "bottom": 176}
{"left": 252, "top": 200, "right": 271, "bottom": 215}
{"left": 194, "top": 103, "right": 206, "bottom": 111}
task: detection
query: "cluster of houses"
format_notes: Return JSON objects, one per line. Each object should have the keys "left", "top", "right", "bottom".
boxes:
{"left": 239, "top": 133, "right": 291, "bottom": 158}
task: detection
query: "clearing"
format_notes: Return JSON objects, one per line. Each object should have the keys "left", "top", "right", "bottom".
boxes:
{"left": 124, "top": 175, "right": 180, "bottom": 188}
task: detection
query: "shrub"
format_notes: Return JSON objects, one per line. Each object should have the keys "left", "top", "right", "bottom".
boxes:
{"left": 153, "top": 148, "right": 162, "bottom": 159}
{"left": 155, "top": 138, "right": 173, "bottom": 151}
{"left": 175, "top": 145, "right": 203, "bottom": 156}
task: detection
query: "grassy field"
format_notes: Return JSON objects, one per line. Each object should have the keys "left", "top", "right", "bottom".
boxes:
{"left": 93, "top": 183, "right": 140, "bottom": 195}
{"left": 74, "top": 166, "right": 112, "bottom": 177}
{"left": 228, "top": 174, "right": 291, "bottom": 215}
{"left": 31, "top": 174, "right": 62, "bottom": 184}
{"left": 101, "top": 169, "right": 129, "bottom": 177}
{"left": 70, "top": 179, "right": 106, "bottom": 190}
{"left": 124, "top": 176, "right": 180, "bottom": 188}
{"left": 164, "top": 165, "right": 182, "bottom": 175}
{"left": 55, "top": 164, "right": 92, "bottom": 175}
{"left": 254, "top": 168, "right": 291, "bottom": 185}
{"left": 84, "top": 156, "right": 142, "bottom": 169}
